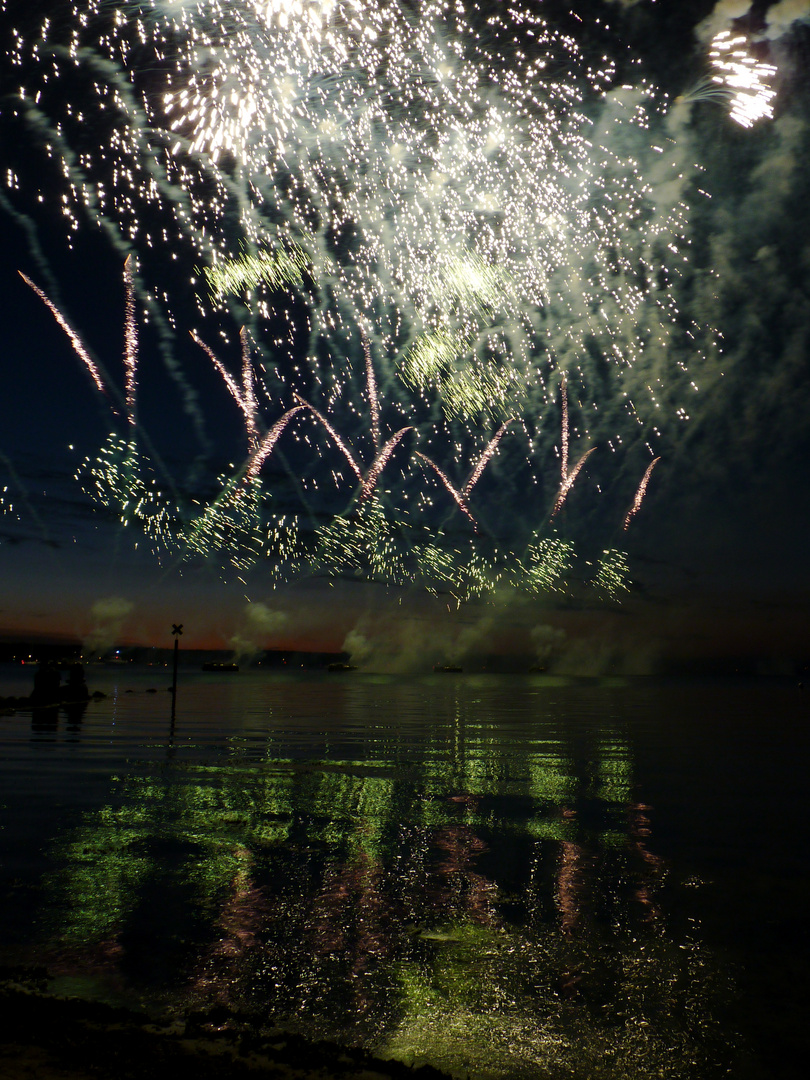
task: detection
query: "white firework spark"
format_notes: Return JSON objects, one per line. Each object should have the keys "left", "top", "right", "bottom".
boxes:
{"left": 708, "top": 30, "right": 777, "bottom": 128}
{"left": 2, "top": 0, "right": 719, "bottom": 594}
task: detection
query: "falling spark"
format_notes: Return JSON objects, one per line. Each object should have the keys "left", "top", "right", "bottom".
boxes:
{"left": 624, "top": 456, "right": 661, "bottom": 530}
{"left": 19, "top": 272, "right": 108, "bottom": 399}
{"left": 245, "top": 405, "right": 305, "bottom": 478}
{"left": 708, "top": 31, "right": 777, "bottom": 128}
{"left": 358, "top": 427, "right": 413, "bottom": 502}
{"left": 463, "top": 421, "right": 512, "bottom": 499}
{"left": 294, "top": 395, "right": 364, "bottom": 481}
{"left": 191, "top": 331, "right": 260, "bottom": 451}
{"left": 122, "top": 256, "right": 138, "bottom": 427}
{"left": 361, "top": 329, "right": 381, "bottom": 451}
{"left": 414, "top": 451, "right": 478, "bottom": 530}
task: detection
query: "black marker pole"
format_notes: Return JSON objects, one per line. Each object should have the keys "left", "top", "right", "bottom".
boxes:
{"left": 171, "top": 623, "right": 183, "bottom": 722}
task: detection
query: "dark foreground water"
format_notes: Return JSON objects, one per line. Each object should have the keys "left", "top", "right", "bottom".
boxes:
{"left": 1, "top": 665, "right": 808, "bottom": 1078}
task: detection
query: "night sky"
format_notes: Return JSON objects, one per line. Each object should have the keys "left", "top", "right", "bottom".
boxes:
{"left": 1, "top": 0, "right": 809, "bottom": 671}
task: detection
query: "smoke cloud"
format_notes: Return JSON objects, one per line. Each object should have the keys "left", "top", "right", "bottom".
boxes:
{"left": 229, "top": 601, "right": 287, "bottom": 664}
{"left": 530, "top": 624, "right": 567, "bottom": 669}
{"left": 695, "top": 0, "right": 810, "bottom": 42}
{"left": 696, "top": 2, "right": 754, "bottom": 42}
{"left": 552, "top": 632, "right": 661, "bottom": 677}
{"left": 342, "top": 611, "right": 501, "bottom": 672}
{"left": 83, "top": 596, "right": 133, "bottom": 656}
{"left": 342, "top": 616, "right": 439, "bottom": 672}
{"left": 762, "top": 0, "right": 810, "bottom": 38}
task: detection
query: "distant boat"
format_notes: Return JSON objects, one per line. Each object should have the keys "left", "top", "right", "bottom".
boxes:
{"left": 434, "top": 665, "right": 462, "bottom": 673}
{"left": 327, "top": 662, "right": 357, "bottom": 672}
{"left": 202, "top": 662, "right": 239, "bottom": 672}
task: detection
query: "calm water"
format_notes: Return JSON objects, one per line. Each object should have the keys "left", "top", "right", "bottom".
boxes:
{"left": 1, "top": 664, "right": 808, "bottom": 1078}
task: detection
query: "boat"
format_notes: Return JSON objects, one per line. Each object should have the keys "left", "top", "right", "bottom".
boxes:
{"left": 202, "top": 662, "right": 239, "bottom": 672}
{"left": 434, "top": 665, "right": 462, "bottom": 673}
{"left": 327, "top": 662, "right": 357, "bottom": 672}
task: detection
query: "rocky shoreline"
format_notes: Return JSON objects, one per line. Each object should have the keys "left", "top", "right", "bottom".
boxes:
{"left": 0, "top": 974, "right": 450, "bottom": 1080}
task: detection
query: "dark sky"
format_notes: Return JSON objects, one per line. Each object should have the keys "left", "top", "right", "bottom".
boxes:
{"left": 1, "top": 0, "right": 809, "bottom": 671}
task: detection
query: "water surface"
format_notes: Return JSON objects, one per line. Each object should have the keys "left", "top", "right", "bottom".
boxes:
{"left": 1, "top": 666, "right": 807, "bottom": 1078}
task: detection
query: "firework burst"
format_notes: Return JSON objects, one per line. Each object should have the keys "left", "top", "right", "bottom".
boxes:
{"left": 708, "top": 31, "right": 777, "bottom": 128}
{"left": 3, "top": 0, "right": 711, "bottom": 598}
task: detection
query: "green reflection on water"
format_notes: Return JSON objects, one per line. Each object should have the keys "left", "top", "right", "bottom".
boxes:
{"left": 35, "top": 714, "right": 736, "bottom": 1078}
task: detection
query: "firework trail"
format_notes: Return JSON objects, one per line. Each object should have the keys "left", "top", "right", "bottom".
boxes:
{"left": 551, "top": 447, "right": 597, "bottom": 519}
{"left": 708, "top": 31, "right": 776, "bottom": 128}
{"left": 358, "top": 427, "right": 413, "bottom": 503}
{"left": 463, "top": 421, "right": 512, "bottom": 499}
{"left": 361, "top": 329, "right": 381, "bottom": 452}
{"left": 191, "top": 329, "right": 261, "bottom": 451}
{"left": 550, "top": 376, "right": 594, "bottom": 519}
{"left": 560, "top": 375, "right": 570, "bottom": 483}
{"left": 293, "top": 395, "right": 364, "bottom": 482}
{"left": 240, "top": 328, "right": 260, "bottom": 448}
{"left": 123, "top": 256, "right": 138, "bottom": 427}
{"left": 2, "top": 0, "right": 723, "bottom": 596}
{"left": 191, "top": 332, "right": 254, "bottom": 440}
{"left": 245, "top": 405, "right": 306, "bottom": 479}
{"left": 414, "top": 451, "right": 478, "bottom": 530}
{"left": 19, "top": 272, "right": 109, "bottom": 400}
{"left": 624, "top": 457, "right": 661, "bottom": 530}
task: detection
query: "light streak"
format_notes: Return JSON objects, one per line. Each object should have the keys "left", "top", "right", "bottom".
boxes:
{"left": 19, "top": 272, "right": 108, "bottom": 399}
{"left": 414, "top": 451, "right": 478, "bottom": 530}
{"left": 358, "top": 427, "right": 413, "bottom": 503}
{"left": 122, "top": 255, "right": 137, "bottom": 426}
{"left": 623, "top": 456, "right": 660, "bottom": 530}
{"left": 560, "top": 374, "right": 569, "bottom": 482}
{"left": 463, "top": 422, "right": 512, "bottom": 500}
{"left": 240, "top": 327, "right": 260, "bottom": 450}
{"left": 551, "top": 448, "right": 597, "bottom": 519}
{"left": 3, "top": 0, "right": 715, "bottom": 599}
{"left": 294, "top": 395, "right": 364, "bottom": 481}
{"left": 551, "top": 376, "right": 594, "bottom": 518}
{"left": 191, "top": 330, "right": 260, "bottom": 451}
{"left": 708, "top": 31, "right": 777, "bottom": 128}
{"left": 245, "top": 405, "right": 305, "bottom": 478}
{"left": 361, "top": 329, "right": 381, "bottom": 451}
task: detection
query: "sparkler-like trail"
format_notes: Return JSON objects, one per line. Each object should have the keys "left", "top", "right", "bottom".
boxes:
{"left": 191, "top": 330, "right": 260, "bottom": 451}
{"left": 246, "top": 406, "right": 306, "bottom": 479}
{"left": 294, "top": 396, "right": 364, "bottom": 482}
{"left": 709, "top": 31, "right": 776, "bottom": 128}
{"left": 358, "top": 427, "right": 413, "bottom": 503}
{"left": 362, "top": 330, "right": 381, "bottom": 452}
{"left": 551, "top": 375, "right": 593, "bottom": 519}
{"left": 18, "top": 273, "right": 108, "bottom": 400}
{"left": 463, "top": 422, "right": 512, "bottom": 499}
{"left": 624, "top": 457, "right": 661, "bottom": 530}
{"left": 240, "top": 327, "right": 260, "bottom": 451}
{"left": 560, "top": 376, "right": 570, "bottom": 485}
{"left": 3, "top": 0, "right": 746, "bottom": 598}
{"left": 123, "top": 256, "right": 138, "bottom": 427}
{"left": 414, "top": 451, "right": 477, "bottom": 530}
{"left": 551, "top": 448, "right": 597, "bottom": 520}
